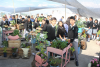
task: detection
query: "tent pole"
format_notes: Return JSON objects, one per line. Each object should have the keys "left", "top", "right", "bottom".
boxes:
{"left": 12, "top": 0, "right": 15, "bottom": 14}
{"left": 65, "top": 0, "right": 66, "bottom": 22}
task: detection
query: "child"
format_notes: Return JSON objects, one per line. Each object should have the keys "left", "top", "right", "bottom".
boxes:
{"left": 92, "top": 19, "right": 98, "bottom": 40}
{"left": 68, "top": 16, "right": 79, "bottom": 66}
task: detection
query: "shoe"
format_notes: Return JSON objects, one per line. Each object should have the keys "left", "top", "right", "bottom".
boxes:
{"left": 75, "top": 61, "right": 79, "bottom": 66}
{"left": 70, "top": 58, "right": 74, "bottom": 60}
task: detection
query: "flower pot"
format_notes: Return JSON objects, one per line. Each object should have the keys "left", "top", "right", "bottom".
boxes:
{"left": 3, "top": 53, "right": 7, "bottom": 57}
{"left": 12, "top": 53, "right": 17, "bottom": 57}
{"left": 50, "top": 65, "right": 59, "bottom": 67}
{"left": 22, "top": 48, "right": 29, "bottom": 57}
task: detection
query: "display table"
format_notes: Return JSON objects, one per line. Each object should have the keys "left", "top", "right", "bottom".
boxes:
{"left": 47, "top": 45, "right": 71, "bottom": 67}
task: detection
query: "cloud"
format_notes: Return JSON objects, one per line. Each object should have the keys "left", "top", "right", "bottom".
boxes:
{"left": 17, "top": 0, "right": 26, "bottom": 1}
{"left": 38, "top": 4, "right": 48, "bottom": 7}
{"left": 81, "top": 2, "right": 100, "bottom": 8}
{"left": 27, "top": 4, "right": 34, "bottom": 6}
{"left": 31, "top": 0, "right": 39, "bottom": 2}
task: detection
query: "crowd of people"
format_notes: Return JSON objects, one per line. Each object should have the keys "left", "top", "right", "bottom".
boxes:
{"left": 1, "top": 13, "right": 100, "bottom": 66}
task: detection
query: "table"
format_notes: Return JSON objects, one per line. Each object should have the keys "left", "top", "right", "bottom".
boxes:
{"left": 47, "top": 45, "right": 71, "bottom": 67}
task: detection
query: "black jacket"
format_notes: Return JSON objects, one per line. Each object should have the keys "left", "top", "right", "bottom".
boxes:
{"left": 57, "top": 26, "right": 66, "bottom": 37}
{"left": 24, "top": 20, "right": 32, "bottom": 32}
{"left": 92, "top": 23, "right": 98, "bottom": 29}
{"left": 15, "top": 19, "right": 20, "bottom": 24}
{"left": 0, "top": 20, "right": 10, "bottom": 27}
{"left": 98, "top": 23, "right": 100, "bottom": 30}
{"left": 46, "top": 24, "right": 56, "bottom": 41}
{"left": 33, "top": 22, "right": 40, "bottom": 29}
{"left": 88, "top": 21, "right": 93, "bottom": 28}
{"left": 68, "top": 25, "right": 78, "bottom": 43}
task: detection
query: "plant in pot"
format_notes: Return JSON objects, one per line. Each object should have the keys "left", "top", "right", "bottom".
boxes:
{"left": 12, "top": 47, "right": 18, "bottom": 57}
{"left": 12, "top": 29, "right": 22, "bottom": 38}
{"left": 3, "top": 47, "right": 7, "bottom": 57}
{"left": 35, "top": 43, "right": 48, "bottom": 63}
{"left": 49, "top": 57, "right": 62, "bottom": 67}
{"left": 88, "top": 58, "right": 100, "bottom": 67}
{"left": 21, "top": 43, "right": 30, "bottom": 58}
{"left": 2, "top": 40, "right": 8, "bottom": 47}
{"left": 10, "top": 20, "right": 16, "bottom": 27}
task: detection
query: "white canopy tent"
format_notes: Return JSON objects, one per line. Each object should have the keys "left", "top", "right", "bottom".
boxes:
{"left": 48, "top": 0, "right": 100, "bottom": 18}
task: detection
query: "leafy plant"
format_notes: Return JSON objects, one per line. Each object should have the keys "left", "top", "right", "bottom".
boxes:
{"left": 49, "top": 57, "right": 62, "bottom": 66}
{"left": 10, "top": 20, "right": 16, "bottom": 26}
{"left": 76, "top": 19, "right": 85, "bottom": 28}
{"left": 97, "top": 30, "right": 100, "bottom": 35}
{"left": 83, "top": 33, "right": 86, "bottom": 38}
{"left": 12, "top": 47, "right": 17, "bottom": 53}
{"left": 21, "top": 43, "right": 30, "bottom": 48}
{"left": 36, "top": 43, "right": 47, "bottom": 60}
{"left": 2, "top": 41, "right": 8, "bottom": 47}
{"left": 51, "top": 39, "right": 68, "bottom": 50}
{"left": 3, "top": 47, "right": 7, "bottom": 53}
{"left": 69, "top": 47, "right": 75, "bottom": 53}
{"left": 90, "top": 58, "right": 99, "bottom": 67}
{"left": 12, "top": 30, "right": 22, "bottom": 37}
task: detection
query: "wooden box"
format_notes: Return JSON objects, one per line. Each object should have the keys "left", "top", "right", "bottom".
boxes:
{"left": 8, "top": 40, "right": 21, "bottom": 48}
{"left": 17, "top": 24, "right": 24, "bottom": 30}
{"left": 0, "top": 48, "right": 12, "bottom": 56}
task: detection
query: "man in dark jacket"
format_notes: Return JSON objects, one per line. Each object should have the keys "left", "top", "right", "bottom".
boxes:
{"left": 68, "top": 16, "right": 79, "bottom": 66}
{"left": 46, "top": 17, "right": 56, "bottom": 41}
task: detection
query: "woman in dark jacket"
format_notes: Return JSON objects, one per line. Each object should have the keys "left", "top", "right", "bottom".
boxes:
{"left": 57, "top": 21, "right": 66, "bottom": 40}
{"left": 41, "top": 19, "right": 47, "bottom": 32}
{"left": 92, "top": 19, "right": 98, "bottom": 40}
{"left": 33, "top": 17, "right": 39, "bottom": 29}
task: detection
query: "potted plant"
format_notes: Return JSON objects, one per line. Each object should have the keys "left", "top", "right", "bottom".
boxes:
{"left": 21, "top": 43, "right": 30, "bottom": 57}
{"left": 8, "top": 29, "right": 22, "bottom": 40}
{"left": 2, "top": 41, "right": 8, "bottom": 47}
{"left": 3, "top": 47, "right": 7, "bottom": 57}
{"left": 35, "top": 43, "right": 48, "bottom": 63}
{"left": 12, "top": 47, "right": 18, "bottom": 57}
{"left": 49, "top": 57, "right": 62, "bottom": 67}
{"left": 88, "top": 58, "right": 100, "bottom": 67}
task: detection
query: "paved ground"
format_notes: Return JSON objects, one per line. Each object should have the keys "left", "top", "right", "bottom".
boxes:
{"left": 0, "top": 34, "right": 100, "bottom": 67}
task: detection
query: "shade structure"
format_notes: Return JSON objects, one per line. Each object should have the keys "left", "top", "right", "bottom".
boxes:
{"left": 48, "top": 0, "right": 100, "bottom": 18}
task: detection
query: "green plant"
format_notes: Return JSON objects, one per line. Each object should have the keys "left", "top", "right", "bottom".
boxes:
{"left": 51, "top": 39, "right": 68, "bottom": 50}
{"left": 12, "top": 47, "right": 17, "bottom": 53}
{"left": 10, "top": 20, "right": 16, "bottom": 26}
{"left": 97, "top": 30, "right": 100, "bottom": 35}
{"left": 2, "top": 41, "right": 8, "bottom": 47}
{"left": 83, "top": 33, "right": 86, "bottom": 38}
{"left": 3, "top": 47, "right": 7, "bottom": 53}
{"left": 90, "top": 58, "right": 99, "bottom": 67}
{"left": 21, "top": 43, "right": 30, "bottom": 48}
{"left": 36, "top": 43, "right": 47, "bottom": 60}
{"left": 49, "top": 57, "right": 62, "bottom": 66}
{"left": 12, "top": 30, "right": 22, "bottom": 37}
{"left": 76, "top": 19, "right": 85, "bottom": 28}
{"left": 69, "top": 47, "right": 75, "bottom": 53}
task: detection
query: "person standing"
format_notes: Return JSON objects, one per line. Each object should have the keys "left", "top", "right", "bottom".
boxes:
{"left": 33, "top": 18, "right": 39, "bottom": 29}
{"left": 92, "top": 19, "right": 98, "bottom": 40}
{"left": 46, "top": 17, "right": 56, "bottom": 41}
{"left": 68, "top": 16, "right": 79, "bottom": 66}
{"left": 59, "top": 16, "right": 64, "bottom": 22}
{"left": 15, "top": 14, "right": 20, "bottom": 24}
{"left": 57, "top": 21, "right": 66, "bottom": 40}
{"left": 97, "top": 21, "right": 100, "bottom": 40}
{"left": 87, "top": 17, "right": 93, "bottom": 42}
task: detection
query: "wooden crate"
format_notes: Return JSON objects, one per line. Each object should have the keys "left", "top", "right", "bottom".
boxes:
{"left": 17, "top": 25, "right": 24, "bottom": 30}
{"left": 0, "top": 48, "right": 12, "bottom": 56}
{"left": 18, "top": 48, "right": 31, "bottom": 57}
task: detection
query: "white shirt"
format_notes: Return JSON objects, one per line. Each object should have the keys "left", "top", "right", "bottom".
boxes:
{"left": 70, "top": 24, "right": 75, "bottom": 28}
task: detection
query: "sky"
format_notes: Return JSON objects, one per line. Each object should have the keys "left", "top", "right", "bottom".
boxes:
{"left": 0, "top": 0, "right": 100, "bottom": 19}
